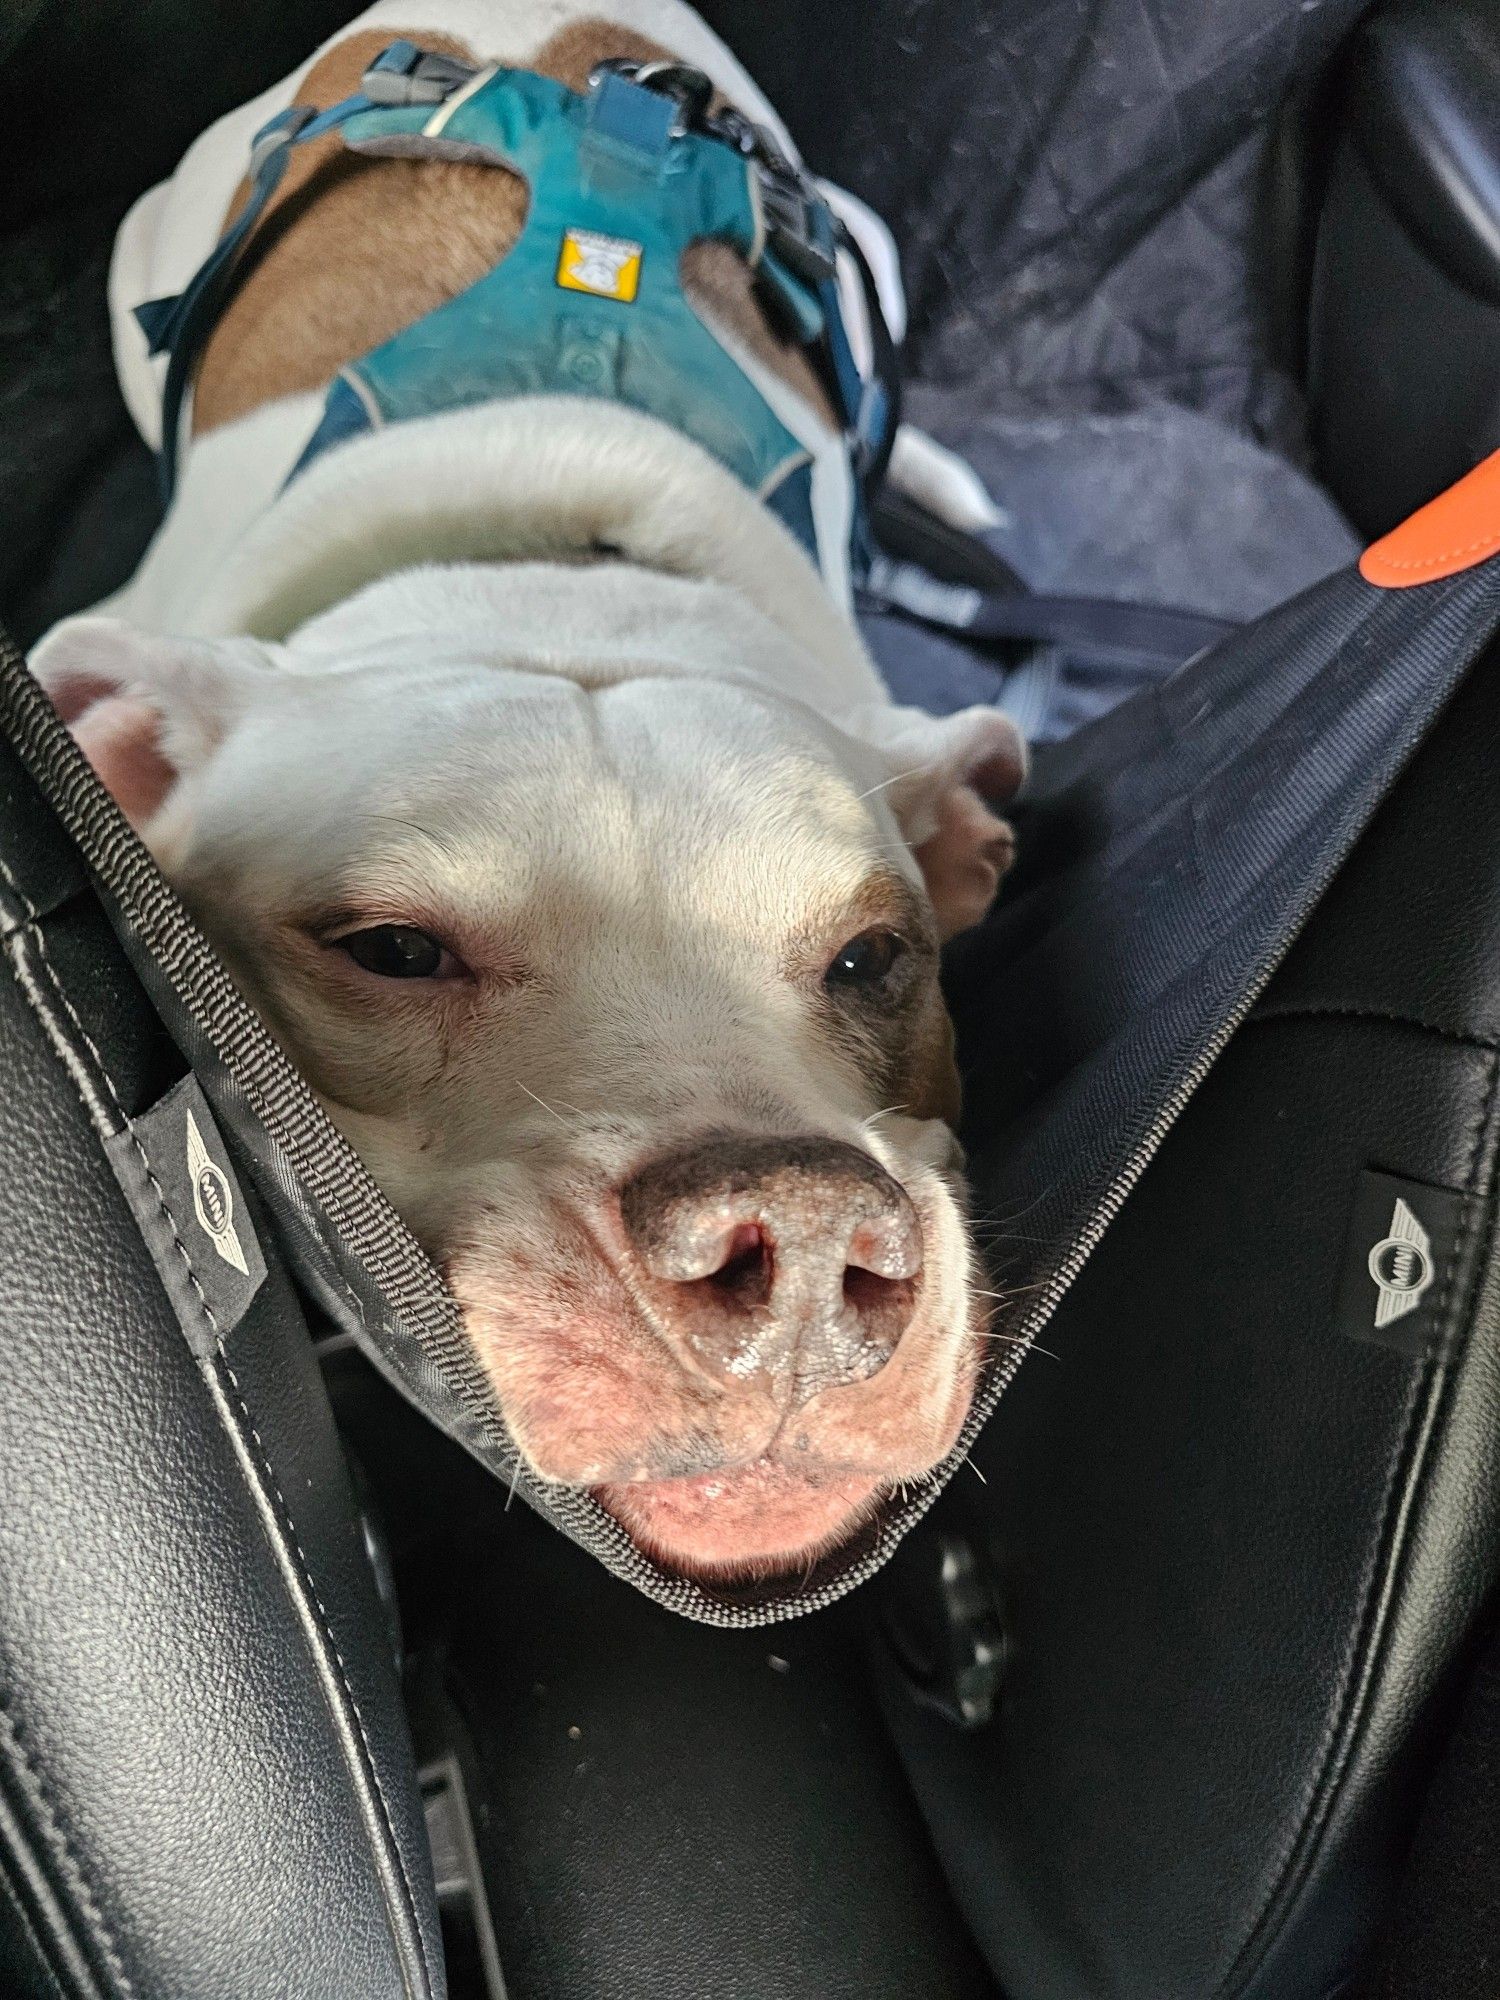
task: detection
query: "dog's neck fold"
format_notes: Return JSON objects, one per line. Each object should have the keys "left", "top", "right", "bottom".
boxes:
{"left": 160, "top": 395, "right": 878, "bottom": 704}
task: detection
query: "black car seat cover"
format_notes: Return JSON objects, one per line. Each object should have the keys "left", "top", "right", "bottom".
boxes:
{"left": 4, "top": 540, "right": 1499, "bottom": 1625}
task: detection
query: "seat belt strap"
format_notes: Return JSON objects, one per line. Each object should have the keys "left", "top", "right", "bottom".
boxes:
{"left": 867, "top": 488, "right": 1240, "bottom": 673}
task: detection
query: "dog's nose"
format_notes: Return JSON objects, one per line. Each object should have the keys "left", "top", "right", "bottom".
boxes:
{"left": 619, "top": 1136, "right": 922, "bottom": 1398}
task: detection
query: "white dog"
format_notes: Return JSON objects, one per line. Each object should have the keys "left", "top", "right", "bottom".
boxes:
{"left": 32, "top": 0, "right": 1024, "bottom": 1579}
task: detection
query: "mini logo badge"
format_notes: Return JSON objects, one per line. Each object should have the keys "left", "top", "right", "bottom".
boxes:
{"left": 186, "top": 1109, "right": 249, "bottom": 1277}
{"left": 556, "top": 227, "right": 642, "bottom": 302}
{"left": 1367, "top": 1196, "right": 1435, "bottom": 1329}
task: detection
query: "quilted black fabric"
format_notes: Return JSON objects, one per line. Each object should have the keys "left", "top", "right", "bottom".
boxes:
{"left": 702, "top": 0, "right": 1369, "bottom": 449}
{"left": 0, "top": 0, "right": 1371, "bottom": 644}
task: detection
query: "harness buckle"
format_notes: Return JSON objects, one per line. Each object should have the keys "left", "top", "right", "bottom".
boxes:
{"left": 248, "top": 103, "right": 316, "bottom": 176}
{"left": 361, "top": 38, "right": 478, "bottom": 107}
{"left": 758, "top": 168, "right": 838, "bottom": 289}
{"left": 589, "top": 57, "right": 714, "bottom": 139}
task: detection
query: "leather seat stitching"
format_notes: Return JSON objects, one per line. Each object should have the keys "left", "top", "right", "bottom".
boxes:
{"left": 0, "top": 1849, "right": 75, "bottom": 2000}
{"left": 0, "top": 1697, "right": 136, "bottom": 1996}
{"left": 0, "top": 853, "right": 432, "bottom": 1999}
{"left": 1245, "top": 1000, "right": 1500, "bottom": 1051}
{"left": 1219, "top": 1379, "right": 1434, "bottom": 1992}
{"left": 205, "top": 1348, "right": 430, "bottom": 2000}
{"left": 1215, "top": 1047, "right": 1500, "bottom": 1994}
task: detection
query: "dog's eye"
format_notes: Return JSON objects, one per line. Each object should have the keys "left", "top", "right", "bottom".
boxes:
{"left": 335, "top": 924, "right": 454, "bottom": 980}
{"left": 825, "top": 928, "right": 905, "bottom": 991}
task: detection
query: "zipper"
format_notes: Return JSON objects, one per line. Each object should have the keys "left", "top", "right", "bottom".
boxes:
{"left": 7, "top": 561, "right": 1498, "bottom": 1627}
{"left": 0, "top": 634, "right": 1415, "bottom": 1627}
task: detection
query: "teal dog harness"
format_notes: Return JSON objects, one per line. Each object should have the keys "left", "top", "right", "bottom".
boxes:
{"left": 138, "top": 42, "right": 897, "bottom": 585}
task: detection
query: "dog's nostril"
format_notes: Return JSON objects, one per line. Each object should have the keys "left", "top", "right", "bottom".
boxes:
{"left": 618, "top": 1136, "right": 926, "bottom": 1384}
{"left": 843, "top": 1263, "right": 904, "bottom": 1317}
{"left": 705, "top": 1222, "right": 773, "bottom": 1309}
{"left": 840, "top": 1264, "right": 918, "bottom": 1382}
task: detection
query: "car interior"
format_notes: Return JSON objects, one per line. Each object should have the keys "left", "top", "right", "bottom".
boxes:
{"left": 1, "top": 1, "right": 1499, "bottom": 1995}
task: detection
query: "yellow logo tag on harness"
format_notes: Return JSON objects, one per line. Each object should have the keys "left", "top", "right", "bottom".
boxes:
{"left": 556, "top": 227, "right": 643, "bottom": 302}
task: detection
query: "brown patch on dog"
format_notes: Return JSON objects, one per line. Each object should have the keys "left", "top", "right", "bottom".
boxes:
{"left": 680, "top": 239, "right": 836, "bottom": 428}
{"left": 797, "top": 868, "right": 958, "bottom": 1122}
{"left": 194, "top": 30, "right": 502, "bottom": 434}
{"left": 902, "top": 987, "right": 963, "bottom": 1126}
{"left": 193, "top": 20, "right": 836, "bottom": 437}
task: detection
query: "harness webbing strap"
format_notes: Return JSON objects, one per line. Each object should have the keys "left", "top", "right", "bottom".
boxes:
{"left": 308, "top": 62, "right": 833, "bottom": 551}
{"left": 134, "top": 41, "right": 893, "bottom": 590}
{"left": 137, "top": 92, "right": 377, "bottom": 498}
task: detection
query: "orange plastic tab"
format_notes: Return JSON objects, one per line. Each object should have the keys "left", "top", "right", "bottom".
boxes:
{"left": 1360, "top": 449, "right": 1500, "bottom": 588}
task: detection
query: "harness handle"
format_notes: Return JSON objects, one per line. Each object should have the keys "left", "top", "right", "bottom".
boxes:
{"left": 134, "top": 42, "right": 900, "bottom": 578}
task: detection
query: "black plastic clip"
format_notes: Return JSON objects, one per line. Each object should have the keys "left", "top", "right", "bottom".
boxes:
{"left": 881, "top": 1528, "right": 1012, "bottom": 1731}
{"left": 759, "top": 168, "right": 839, "bottom": 289}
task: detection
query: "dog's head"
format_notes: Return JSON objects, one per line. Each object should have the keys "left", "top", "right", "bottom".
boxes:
{"left": 34, "top": 568, "right": 1023, "bottom": 1580}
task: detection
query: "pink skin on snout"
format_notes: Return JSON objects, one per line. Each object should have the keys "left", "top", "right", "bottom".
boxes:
{"left": 30, "top": 603, "right": 1022, "bottom": 1585}
{"left": 445, "top": 1140, "right": 982, "bottom": 1581}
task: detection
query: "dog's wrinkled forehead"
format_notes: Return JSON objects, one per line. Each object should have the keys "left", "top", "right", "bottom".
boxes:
{"left": 34, "top": 571, "right": 1021, "bottom": 950}
{"left": 197, "top": 661, "right": 901, "bottom": 923}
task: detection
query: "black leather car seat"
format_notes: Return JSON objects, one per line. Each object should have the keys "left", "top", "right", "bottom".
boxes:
{"left": 0, "top": 704, "right": 443, "bottom": 1996}
{"left": 873, "top": 636, "right": 1500, "bottom": 2000}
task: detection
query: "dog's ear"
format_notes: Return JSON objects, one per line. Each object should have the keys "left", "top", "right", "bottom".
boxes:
{"left": 852, "top": 703, "right": 1027, "bottom": 939}
{"left": 29, "top": 617, "right": 268, "bottom": 832}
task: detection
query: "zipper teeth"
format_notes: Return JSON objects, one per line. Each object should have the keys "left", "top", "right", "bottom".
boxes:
{"left": 638, "top": 905, "right": 1319, "bottom": 1620}
{"left": 695, "top": 1004, "right": 1262, "bottom": 1622}
{"left": 9, "top": 566, "right": 1495, "bottom": 1628}
{"left": 778, "top": 573, "right": 1500, "bottom": 1623}
{"left": 0, "top": 643, "right": 501, "bottom": 1415}
{"left": 0, "top": 637, "right": 1362, "bottom": 1626}
{"left": 561, "top": 1035, "right": 1228, "bottom": 1624}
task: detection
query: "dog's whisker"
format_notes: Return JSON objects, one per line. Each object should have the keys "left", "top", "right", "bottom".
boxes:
{"left": 862, "top": 1102, "right": 911, "bottom": 1132}
{"left": 516, "top": 1080, "right": 581, "bottom": 1129}
{"left": 853, "top": 770, "right": 909, "bottom": 803}
{"left": 975, "top": 1330, "right": 1061, "bottom": 1360}
{"left": 974, "top": 1184, "right": 1060, "bottom": 1229}
{"left": 855, "top": 754, "right": 943, "bottom": 806}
